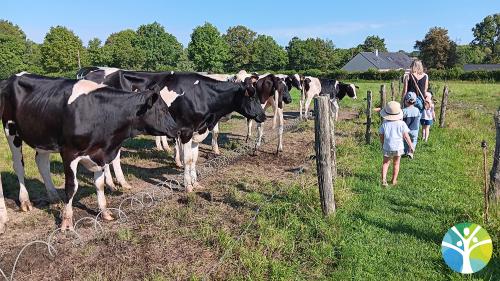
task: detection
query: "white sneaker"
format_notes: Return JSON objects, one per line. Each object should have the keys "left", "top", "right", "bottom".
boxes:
{"left": 408, "top": 153, "right": 414, "bottom": 159}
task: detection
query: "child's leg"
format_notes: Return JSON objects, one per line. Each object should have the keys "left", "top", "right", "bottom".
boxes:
{"left": 382, "top": 156, "right": 391, "bottom": 184}
{"left": 425, "top": 125, "right": 430, "bottom": 141}
{"left": 421, "top": 124, "right": 427, "bottom": 140}
{"left": 391, "top": 156, "right": 401, "bottom": 185}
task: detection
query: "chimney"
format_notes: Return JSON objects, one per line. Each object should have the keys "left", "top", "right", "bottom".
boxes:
{"left": 375, "top": 49, "right": 379, "bottom": 57}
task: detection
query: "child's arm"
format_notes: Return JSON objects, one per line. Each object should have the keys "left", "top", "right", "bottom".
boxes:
{"left": 403, "top": 132, "right": 414, "bottom": 153}
{"left": 432, "top": 106, "right": 436, "bottom": 120}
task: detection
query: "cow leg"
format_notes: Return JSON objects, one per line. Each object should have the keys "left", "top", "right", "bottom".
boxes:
{"left": 191, "top": 142, "right": 204, "bottom": 190}
{"left": 60, "top": 156, "right": 80, "bottom": 231}
{"left": 182, "top": 139, "right": 194, "bottom": 192}
{"left": 103, "top": 164, "right": 117, "bottom": 191}
{"left": 256, "top": 103, "right": 272, "bottom": 147}
{"left": 299, "top": 94, "right": 304, "bottom": 120}
{"left": 155, "top": 136, "right": 163, "bottom": 150}
{"left": 211, "top": 123, "right": 220, "bottom": 155}
{"left": 0, "top": 177, "right": 7, "bottom": 234}
{"left": 160, "top": 136, "right": 172, "bottom": 153}
{"left": 35, "top": 151, "right": 61, "bottom": 203}
{"left": 304, "top": 97, "right": 313, "bottom": 119}
{"left": 94, "top": 170, "right": 113, "bottom": 221}
{"left": 277, "top": 108, "right": 284, "bottom": 153}
{"left": 5, "top": 131, "right": 31, "bottom": 212}
{"left": 246, "top": 119, "right": 253, "bottom": 142}
{"left": 332, "top": 100, "right": 339, "bottom": 121}
{"left": 272, "top": 91, "right": 279, "bottom": 129}
{"left": 111, "top": 150, "right": 132, "bottom": 190}
{"left": 175, "top": 138, "right": 183, "bottom": 168}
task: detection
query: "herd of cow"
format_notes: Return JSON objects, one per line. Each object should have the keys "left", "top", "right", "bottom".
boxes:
{"left": 0, "top": 67, "right": 358, "bottom": 234}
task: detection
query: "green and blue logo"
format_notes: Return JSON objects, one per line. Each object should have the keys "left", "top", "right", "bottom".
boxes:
{"left": 441, "top": 222, "right": 493, "bottom": 274}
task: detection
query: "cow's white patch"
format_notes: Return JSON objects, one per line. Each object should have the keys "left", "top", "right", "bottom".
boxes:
{"left": 159, "top": 86, "right": 180, "bottom": 106}
{"left": 79, "top": 155, "right": 101, "bottom": 172}
{"left": 293, "top": 74, "right": 300, "bottom": 84}
{"left": 170, "top": 71, "right": 174, "bottom": 75}
{"left": 350, "top": 84, "right": 357, "bottom": 99}
{"left": 192, "top": 130, "right": 209, "bottom": 143}
{"left": 101, "top": 67, "right": 119, "bottom": 77}
{"left": 68, "top": 80, "right": 106, "bottom": 104}
{"left": 15, "top": 71, "right": 29, "bottom": 76}
{"left": 194, "top": 80, "right": 199, "bottom": 85}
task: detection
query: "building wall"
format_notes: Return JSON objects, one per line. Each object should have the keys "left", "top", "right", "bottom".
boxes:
{"left": 341, "top": 54, "right": 377, "bottom": 71}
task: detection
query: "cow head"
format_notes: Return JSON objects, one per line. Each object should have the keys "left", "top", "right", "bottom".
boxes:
{"left": 137, "top": 90, "right": 178, "bottom": 138}
{"left": 273, "top": 76, "right": 292, "bottom": 104}
{"left": 337, "top": 83, "right": 358, "bottom": 100}
{"left": 234, "top": 76, "right": 266, "bottom": 123}
{"left": 285, "top": 74, "right": 302, "bottom": 91}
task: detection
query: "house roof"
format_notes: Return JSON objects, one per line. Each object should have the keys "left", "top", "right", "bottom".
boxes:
{"left": 463, "top": 64, "right": 500, "bottom": 71}
{"left": 358, "top": 52, "right": 413, "bottom": 70}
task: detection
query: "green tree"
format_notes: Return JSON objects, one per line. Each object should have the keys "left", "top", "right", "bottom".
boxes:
{"left": 287, "top": 37, "right": 336, "bottom": 71}
{"left": 0, "top": 20, "right": 26, "bottom": 78}
{"left": 187, "top": 22, "right": 229, "bottom": 72}
{"left": 24, "top": 40, "right": 43, "bottom": 74}
{"left": 224, "top": 25, "right": 256, "bottom": 71}
{"left": 40, "top": 26, "right": 87, "bottom": 73}
{"left": 135, "top": 22, "right": 183, "bottom": 71}
{"left": 415, "top": 27, "right": 455, "bottom": 69}
{"left": 103, "top": 29, "right": 145, "bottom": 69}
{"left": 87, "top": 38, "right": 109, "bottom": 66}
{"left": 358, "top": 35, "right": 388, "bottom": 52}
{"left": 471, "top": 13, "right": 500, "bottom": 63}
{"left": 249, "top": 35, "right": 287, "bottom": 71}
{"left": 176, "top": 49, "right": 195, "bottom": 71}
{"left": 455, "top": 45, "right": 486, "bottom": 66}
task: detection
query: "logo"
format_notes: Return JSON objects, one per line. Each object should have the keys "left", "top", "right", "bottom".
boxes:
{"left": 441, "top": 222, "right": 493, "bottom": 274}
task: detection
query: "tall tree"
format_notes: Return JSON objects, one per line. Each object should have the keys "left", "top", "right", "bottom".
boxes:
{"left": 40, "top": 26, "right": 87, "bottom": 73}
{"left": 135, "top": 22, "right": 183, "bottom": 71}
{"left": 176, "top": 49, "right": 195, "bottom": 71}
{"left": 224, "top": 25, "right": 256, "bottom": 71}
{"left": 287, "top": 37, "right": 336, "bottom": 71}
{"left": 250, "top": 35, "right": 287, "bottom": 71}
{"left": 187, "top": 22, "right": 229, "bottom": 72}
{"left": 415, "top": 27, "right": 455, "bottom": 69}
{"left": 358, "top": 35, "right": 388, "bottom": 52}
{"left": 103, "top": 29, "right": 145, "bottom": 69}
{"left": 472, "top": 13, "right": 500, "bottom": 63}
{"left": 24, "top": 40, "right": 43, "bottom": 73}
{"left": 87, "top": 38, "right": 109, "bottom": 66}
{"left": 0, "top": 20, "right": 26, "bottom": 78}
{"left": 455, "top": 45, "right": 487, "bottom": 66}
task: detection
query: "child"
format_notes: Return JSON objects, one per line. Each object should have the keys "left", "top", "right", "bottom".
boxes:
{"left": 379, "top": 101, "right": 414, "bottom": 186}
{"left": 420, "top": 92, "right": 435, "bottom": 142}
{"left": 403, "top": 92, "right": 421, "bottom": 159}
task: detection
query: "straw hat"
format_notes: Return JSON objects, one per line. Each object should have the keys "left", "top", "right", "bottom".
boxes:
{"left": 380, "top": 101, "right": 403, "bottom": 121}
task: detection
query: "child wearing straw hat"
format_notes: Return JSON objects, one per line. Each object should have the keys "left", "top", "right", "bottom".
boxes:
{"left": 379, "top": 101, "right": 414, "bottom": 186}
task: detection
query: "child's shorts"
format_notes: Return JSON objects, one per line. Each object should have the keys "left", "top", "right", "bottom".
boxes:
{"left": 383, "top": 149, "right": 404, "bottom": 157}
{"left": 420, "top": 119, "right": 433, "bottom": 126}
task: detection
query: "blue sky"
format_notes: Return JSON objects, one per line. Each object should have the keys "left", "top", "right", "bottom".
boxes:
{"left": 1, "top": 1, "right": 499, "bottom": 51}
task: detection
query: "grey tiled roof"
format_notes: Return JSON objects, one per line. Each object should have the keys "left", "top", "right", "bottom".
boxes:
{"left": 464, "top": 64, "right": 500, "bottom": 71}
{"left": 359, "top": 52, "right": 413, "bottom": 70}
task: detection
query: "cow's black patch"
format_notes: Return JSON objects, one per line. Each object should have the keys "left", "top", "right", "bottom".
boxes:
{"left": 7, "top": 122, "right": 17, "bottom": 136}
{"left": 13, "top": 136, "right": 22, "bottom": 147}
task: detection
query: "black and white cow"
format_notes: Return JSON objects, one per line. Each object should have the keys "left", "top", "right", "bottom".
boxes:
{"left": 1, "top": 73, "right": 179, "bottom": 230}
{"left": 0, "top": 80, "right": 6, "bottom": 234}
{"left": 300, "top": 76, "right": 358, "bottom": 120}
{"left": 243, "top": 74, "right": 293, "bottom": 153}
{"left": 78, "top": 68, "right": 266, "bottom": 192}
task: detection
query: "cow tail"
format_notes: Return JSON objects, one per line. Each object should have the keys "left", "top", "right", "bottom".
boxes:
{"left": 0, "top": 79, "right": 7, "bottom": 116}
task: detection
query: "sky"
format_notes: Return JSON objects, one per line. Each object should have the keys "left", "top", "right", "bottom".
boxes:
{"left": 1, "top": 1, "right": 499, "bottom": 52}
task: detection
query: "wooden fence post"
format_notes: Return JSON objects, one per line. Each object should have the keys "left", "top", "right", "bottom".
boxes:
{"left": 439, "top": 85, "right": 449, "bottom": 128}
{"left": 380, "top": 84, "right": 387, "bottom": 108}
{"left": 482, "top": 141, "right": 489, "bottom": 222}
{"left": 314, "top": 96, "right": 335, "bottom": 215}
{"left": 491, "top": 108, "right": 500, "bottom": 202}
{"left": 365, "top": 91, "right": 373, "bottom": 144}
{"left": 329, "top": 102, "right": 337, "bottom": 178}
{"left": 390, "top": 81, "right": 396, "bottom": 101}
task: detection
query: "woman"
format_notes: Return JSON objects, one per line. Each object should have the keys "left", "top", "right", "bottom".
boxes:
{"left": 402, "top": 59, "right": 428, "bottom": 111}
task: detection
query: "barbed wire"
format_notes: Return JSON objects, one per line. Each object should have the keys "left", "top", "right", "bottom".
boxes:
{"left": 0, "top": 117, "right": 306, "bottom": 281}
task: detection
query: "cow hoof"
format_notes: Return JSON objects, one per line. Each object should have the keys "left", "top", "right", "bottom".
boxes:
{"left": 213, "top": 149, "right": 221, "bottom": 155}
{"left": 60, "top": 217, "right": 74, "bottom": 231}
{"left": 120, "top": 182, "right": 133, "bottom": 190}
{"left": 176, "top": 162, "right": 184, "bottom": 168}
{"left": 0, "top": 223, "right": 5, "bottom": 235}
{"left": 164, "top": 146, "right": 172, "bottom": 153}
{"left": 20, "top": 200, "right": 33, "bottom": 212}
{"left": 47, "top": 192, "right": 61, "bottom": 204}
{"left": 101, "top": 211, "right": 114, "bottom": 221}
{"left": 185, "top": 185, "right": 194, "bottom": 193}
{"left": 193, "top": 182, "right": 204, "bottom": 190}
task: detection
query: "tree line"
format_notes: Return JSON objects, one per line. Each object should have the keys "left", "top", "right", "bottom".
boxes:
{"left": 0, "top": 13, "right": 498, "bottom": 79}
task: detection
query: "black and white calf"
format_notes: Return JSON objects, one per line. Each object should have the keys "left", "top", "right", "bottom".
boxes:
{"left": 300, "top": 76, "right": 358, "bottom": 120}
{"left": 78, "top": 69, "right": 266, "bottom": 192}
{"left": 244, "top": 74, "right": 293, "bottom": 153}
{"left": 1, "top": 73, "right": 178, "bottom": 230}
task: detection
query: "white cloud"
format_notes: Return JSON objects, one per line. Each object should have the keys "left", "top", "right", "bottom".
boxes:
{"left": 257, "top": 21, "right": 386, "bottom": 39}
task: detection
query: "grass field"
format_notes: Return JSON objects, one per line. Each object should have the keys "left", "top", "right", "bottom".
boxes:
{"left": 0, "top": 80, "right": 499, "bottom": 280}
